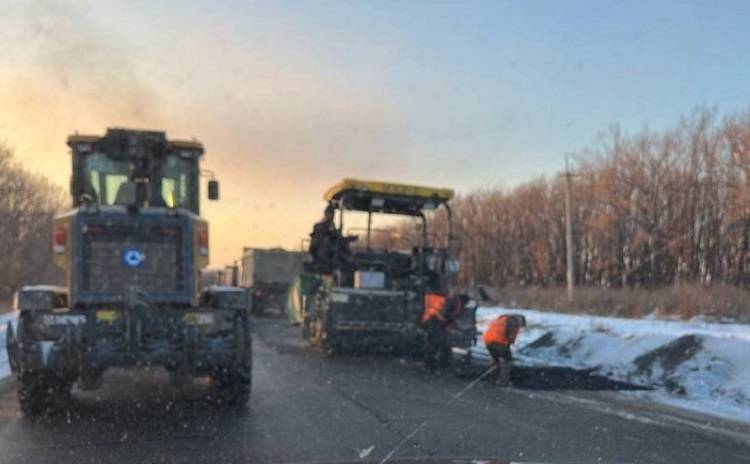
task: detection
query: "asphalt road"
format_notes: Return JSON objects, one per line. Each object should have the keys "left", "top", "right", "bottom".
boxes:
{"left": 0, "top": 317, "right": 748, "bottom": 464}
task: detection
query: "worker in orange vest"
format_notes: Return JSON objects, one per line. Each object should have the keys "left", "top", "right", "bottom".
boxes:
{"left": 421, "top": 293, "right": 455, "bottom": 370}
{"left": 483, "top": 314, "right": 526, "bottom": 386}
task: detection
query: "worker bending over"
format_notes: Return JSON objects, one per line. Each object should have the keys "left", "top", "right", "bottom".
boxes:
{"left": 483, "top": 314, "right": 526, "bottom": 386}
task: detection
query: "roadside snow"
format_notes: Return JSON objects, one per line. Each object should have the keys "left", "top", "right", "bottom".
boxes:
{"left": 476, "top": 307, "right": 750, "bottom": 423}
{"left": 0, "top": 311, "right": 17, "bottom": 379}
{"left": 1, "top": 304, "right": 746, "bottom": 424}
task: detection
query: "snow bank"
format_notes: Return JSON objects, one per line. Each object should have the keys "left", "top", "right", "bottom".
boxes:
{"left": 0, "top": 305, "right": 746, "bottom": 423}
{"left": 476, "top": 307, "right": 750, "bottom": 423}
{"left": 0, "top": 311, "right": 17, "bottom": 380}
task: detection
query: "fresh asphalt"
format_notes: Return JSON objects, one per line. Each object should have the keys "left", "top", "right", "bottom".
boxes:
{"left": 0, "top": 317, "right": 748, "bottom": 464}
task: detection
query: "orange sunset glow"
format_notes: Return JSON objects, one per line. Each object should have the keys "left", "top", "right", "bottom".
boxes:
{"left": 5, "top": 1, "right": 744, "bottom": 268}
{"left": 0, "top": 2, "right": 429, "bottom": 265}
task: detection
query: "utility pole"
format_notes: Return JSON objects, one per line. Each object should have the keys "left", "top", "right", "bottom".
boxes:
{"left": 564, "top": 154, "right": 575, "bottom": 302}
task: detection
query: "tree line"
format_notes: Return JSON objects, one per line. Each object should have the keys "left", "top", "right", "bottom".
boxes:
{"left": 0, "top": 144, "right": 66, "bottom": 300}
{"left": 6, "top": 106, "right": 750, "bottom": 299}
{"left": 421, "top": 107, "right": 750, "bottom": 290}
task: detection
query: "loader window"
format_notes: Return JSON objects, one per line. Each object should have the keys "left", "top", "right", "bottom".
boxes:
{"left": 160, "top": 155, "right": 194, "bottom": 209}
{"left": 161, "top": 178, "right": 183, "bottom": 208}
{"left": 84, "top": 152, "right": 131, "bottom": 205}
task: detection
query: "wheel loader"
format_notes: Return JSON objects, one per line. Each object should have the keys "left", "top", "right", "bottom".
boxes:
{"left": 6, "top": 128, "right": 251, "bottom": 415}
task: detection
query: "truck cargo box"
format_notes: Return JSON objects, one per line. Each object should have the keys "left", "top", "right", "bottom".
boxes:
{"left": 240, "top": 248, "right": 304, "bottom": 288}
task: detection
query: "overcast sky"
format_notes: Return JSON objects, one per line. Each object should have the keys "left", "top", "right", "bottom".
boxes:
{"left": 2, "top": 0, "right": 749, "bottom": 264}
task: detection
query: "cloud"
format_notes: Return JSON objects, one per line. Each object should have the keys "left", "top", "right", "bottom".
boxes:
{"left": 0, "top": 1, "right": 412, "bottom": 264}
{"left": 0, "top": 0, "right": 169, "bottom": 182}
{"left": 11, "top": 0, "right": 162, "bottom": 122}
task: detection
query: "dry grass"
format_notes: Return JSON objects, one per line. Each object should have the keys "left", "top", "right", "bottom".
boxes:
{"left": 482, "top": 284, "right": 750, "bottom": 322}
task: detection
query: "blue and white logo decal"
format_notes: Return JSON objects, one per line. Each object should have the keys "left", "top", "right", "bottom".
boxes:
{"left": 122, "top": 248, "right": 146, "bottom": 268}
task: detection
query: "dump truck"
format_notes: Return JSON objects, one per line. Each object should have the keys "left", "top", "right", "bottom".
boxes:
{"left": 240, "top": 248, "right": 304, "bottom": 315}
{"left": 5, "top": 128, "right": 252, "bottom": 416}
{"left": 296, "top": 178, "right": 460, "bottom": 355}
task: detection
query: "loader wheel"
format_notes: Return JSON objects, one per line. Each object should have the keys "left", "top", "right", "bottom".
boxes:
{"left": 309, "top": 319, "right": 323, "bottom": 348}
{"left": 17, "top": 372, "right": 71, "bottom": 417}
{"left": 250, "top": 304, "right": 265, "bottom": 317}
{"left": 320, "top": 329, "right": 344, "bottom": 357}
{"left": 212, "top": 364, "right": 252, "bottom": 408}
{"left": 321, "top": 337, "right": 338, "bottom": 357}
{"left": 301, "top": 317, "right": 311, "bottom": 339}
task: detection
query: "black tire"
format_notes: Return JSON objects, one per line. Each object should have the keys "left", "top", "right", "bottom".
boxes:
{"left": 319, "top": 312, "right": 343, "bottom": 356}
{"left": 321, "top": 336, "right": 339, "bottom": 357}
{"left": 301, "top": 317, "right": 311, "bottom": 339}
{"left": 78, "top": 369, "right": 105, "bottom": 391}
{"left": 309, "top": 318, "right": 324, "bottom": 347}
{"left": 251, "top": 293, "right": 273, "bottom": 317}
{"left": 18, "top": 371, "right": 72, "bottom": 417}
{"left": 318, "top": 318, "right": 341, "bottom": 357}
{"left": 251, "top": 306, "right": 265, "bottom": 317}
{"left": 212, "top": 365, "right": 252, "bottom": 408}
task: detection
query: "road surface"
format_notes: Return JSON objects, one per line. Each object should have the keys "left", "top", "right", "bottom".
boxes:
{"left": 0, "top": 317, "right": 748, "bottom": 464}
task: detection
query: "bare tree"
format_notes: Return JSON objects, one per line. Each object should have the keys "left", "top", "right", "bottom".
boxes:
{"left": 418, "top": 105, "right": 750, "bottom": 318}
{"left": 0, "top": 144, "right": 66, "bottom": 298}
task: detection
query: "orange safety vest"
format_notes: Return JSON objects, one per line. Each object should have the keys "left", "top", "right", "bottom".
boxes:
{"left": 483, "top": 315, "right": 521, "bottom": 346}
{"left": 421, "top": 293, "right": 447, "bottom": 323}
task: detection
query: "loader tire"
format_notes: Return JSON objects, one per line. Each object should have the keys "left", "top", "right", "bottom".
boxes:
{"left": 18, "top": 371, "right": 71, "bottom": 417}
{"left": 321, "top": 336, "right": 339, "bottom": 357}
{"left": 212, "top": 364, "right": 252, "bottom": 408}
{"left": 309, "top": 318, "right": 323, "bottom": 348}
{"left": 320, "top": 328, "right": 345, "bottom": 357}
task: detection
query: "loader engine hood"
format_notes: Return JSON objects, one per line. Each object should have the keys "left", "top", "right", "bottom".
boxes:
{"left": 59, "top": 206, "right": 205, "bottom": 308}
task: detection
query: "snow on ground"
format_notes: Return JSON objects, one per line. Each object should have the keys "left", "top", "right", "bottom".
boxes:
{"left": 0, "top": 311, "right": 18, "bottom": 380}
{"left": 476, "top": 307, "right": 750, "bottom": 423}
{"left": 0, "top": 305, "right": 746, "bottom": 423}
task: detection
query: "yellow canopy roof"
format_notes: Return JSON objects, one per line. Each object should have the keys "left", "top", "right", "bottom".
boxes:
{"left": 323, "top": 178, "right": 454, "bottom": 215}
{"left": 324, "top": 178, "right": 454, "bottom": 202}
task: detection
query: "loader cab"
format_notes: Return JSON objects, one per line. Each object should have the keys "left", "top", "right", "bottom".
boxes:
{"left": 68, "top": 129, "right": 211, "bottom": 215}
{"left": 55, "top": 128, "right": 216, "bottom": 308}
